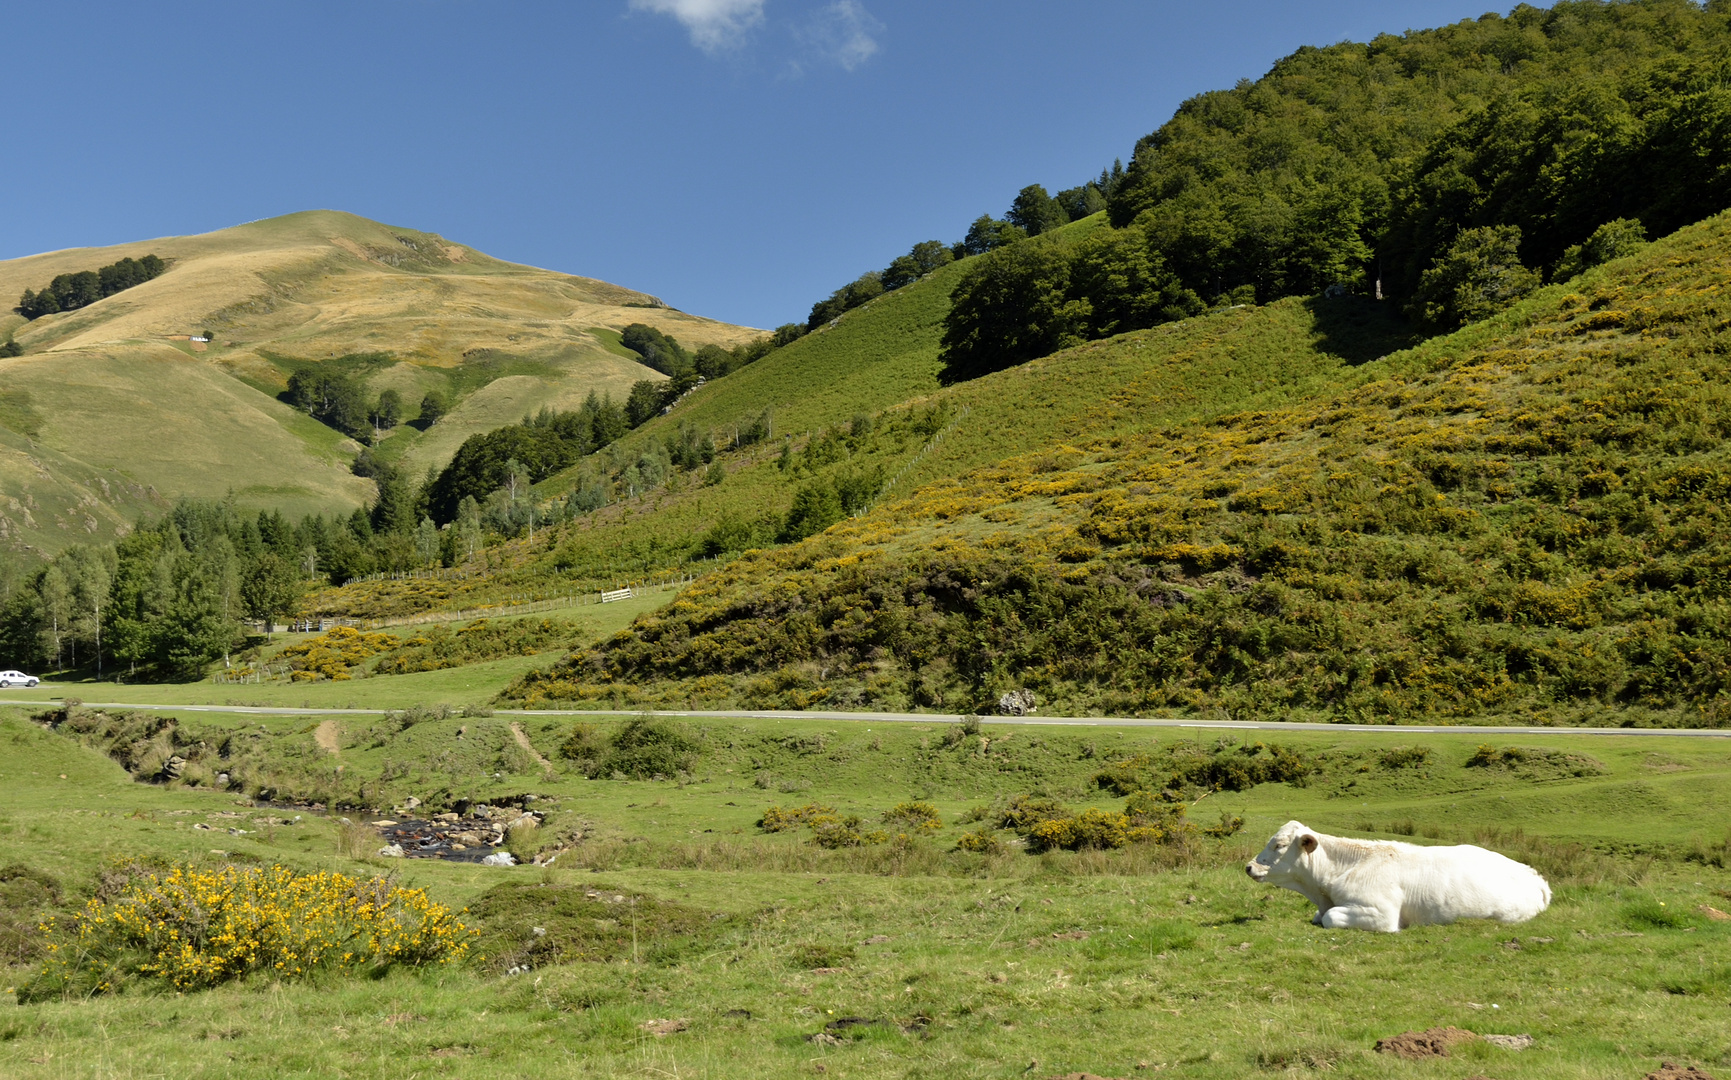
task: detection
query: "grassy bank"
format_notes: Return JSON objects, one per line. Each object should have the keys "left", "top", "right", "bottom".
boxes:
{"left": 2, "top": 707, "right": 1729, "bottom": 1078}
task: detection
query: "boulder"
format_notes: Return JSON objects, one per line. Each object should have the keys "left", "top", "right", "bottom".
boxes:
{"left": 378, "top": 844, "right": 405, "bottom": 858}
{"left": 998, "top": 689, "right": 1037, "bottom": 716}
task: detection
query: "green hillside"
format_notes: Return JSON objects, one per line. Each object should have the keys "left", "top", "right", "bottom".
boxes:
{"left": 0, "top": 210, "right": 760, "bottom": 556}
{"left": 506, "top": 209, "right": 1731, "bottom": 727}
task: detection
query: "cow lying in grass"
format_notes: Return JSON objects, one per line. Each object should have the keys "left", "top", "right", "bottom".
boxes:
{"left": 1245, "top": 820, "right": 1552, "bottom": 932}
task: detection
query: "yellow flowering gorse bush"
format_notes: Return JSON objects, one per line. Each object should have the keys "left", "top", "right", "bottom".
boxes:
{"left": 28, "top": 864, "right": 472, "bottom": 997}
{"left": 279, "top": 626, "right": 399, "bottom": 680}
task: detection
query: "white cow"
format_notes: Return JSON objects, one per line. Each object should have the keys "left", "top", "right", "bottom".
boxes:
{"left": 1245, "top": 820, "right": 1551, "bottom": 932}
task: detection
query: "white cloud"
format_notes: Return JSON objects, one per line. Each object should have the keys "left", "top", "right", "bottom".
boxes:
{"left": 629, "top": 0, "right": 766, "bottom": 53}
{"left": 793, "top": 0, "right": 881, "bottom": 72}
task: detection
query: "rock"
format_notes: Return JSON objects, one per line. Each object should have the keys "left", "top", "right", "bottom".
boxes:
{"left": 998, "top": 689, "right": 1037, "bottom": 716}
{"left": 639, "top": 1018, "right": 689, "bottom": 1037}
{"left": 1700, "top": 905, "right": 1731, "bottom": 921}
{"left": 481, "top": 851, "right": 517, "bottom": 867}
{"left": 454, "top": 831, "right": 485, "bottom": 846}
{"left": 162, "top": 755, "right": 188, "bottom": 780}
{"left": 505, "top": 813, "right": 539, "bottom": 832}
{"left": 378, "top": 844, "right": 405, "bottom": 858}
{"left": 216, "top": 772, "right": 230, "bottom": 786}
{"left": 371, "top": 820, "right": 397, "bottom": 827}
{"left": 435, "top": 812, "right": 460, "bottom": 823}
{"left": 1482, "top": 1034, "right": 1533, "bottom": 1050}
{"left": 399, "top": 796, "right": 421, "bottom": 811}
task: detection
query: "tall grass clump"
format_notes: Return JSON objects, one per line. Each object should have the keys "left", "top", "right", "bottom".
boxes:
{"left": 20, "top": 864, "right": 472, "bottom": 1000}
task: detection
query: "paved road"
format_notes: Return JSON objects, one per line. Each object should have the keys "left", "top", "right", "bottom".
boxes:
{"left": 5, "top": 698, "right": 1729, "bottom": 738}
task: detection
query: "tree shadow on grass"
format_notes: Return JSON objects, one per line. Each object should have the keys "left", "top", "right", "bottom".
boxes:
{"left": 1302, "top": 294, "right": 1427, "bottom": 366}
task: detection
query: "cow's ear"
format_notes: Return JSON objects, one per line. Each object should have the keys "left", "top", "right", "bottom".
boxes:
{"left": 1300, "top": 834, "right": 1317, "bottom": 853}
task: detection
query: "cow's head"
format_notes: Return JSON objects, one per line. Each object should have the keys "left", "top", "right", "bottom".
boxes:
{"left": 1245, "top": 820, "right": 1318, "bottom": 883}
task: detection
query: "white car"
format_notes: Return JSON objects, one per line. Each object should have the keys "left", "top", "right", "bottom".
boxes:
{"left": 0, "top": 669, "right": 40, "bottom": 688}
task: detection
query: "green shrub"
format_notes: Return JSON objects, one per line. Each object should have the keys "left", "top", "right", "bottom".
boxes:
{"left": 996, "top": 794, "right": 1070, "bottom": 832}
{"left": 758, "top": 803, "right": 833, "bottom": 832}
{"left": 954, "top": 830, "right": 1004, "bottom": 854}
{"left": 598, "top": 717, "right": 698, "bottom": 780}
{"left": 880, "top": 801, "right": 942, "bottom": 831}
{"left": 1380, "top": 746, "right": 1432, "bottom": 770}
{"left": 374, "top": 619, "right": 577, "bottom": 675}
{"left": 558, "top": 723, "right": 606, "bottom": 771}
{"left": 809, "top": 813, "right": 888, "bottom": 849}
{"left": 1202, "top": 811, "right": 1246, "bottom": 839}
{"left": 1027, "top": 808, "right": 1132, "bottom": 852}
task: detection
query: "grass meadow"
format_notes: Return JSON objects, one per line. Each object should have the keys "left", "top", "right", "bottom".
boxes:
{"left": 1, "top": 700, "right": 1728, "bottom": 1080}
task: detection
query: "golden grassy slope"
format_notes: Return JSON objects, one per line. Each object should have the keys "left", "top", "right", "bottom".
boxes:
{"left": 0, "top": 210, "right": 761, "bottom": 554}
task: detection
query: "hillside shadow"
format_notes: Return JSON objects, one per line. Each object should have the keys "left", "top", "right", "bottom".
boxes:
{"left": 1303, "top": 294, "right": 1427, "bottom": 366}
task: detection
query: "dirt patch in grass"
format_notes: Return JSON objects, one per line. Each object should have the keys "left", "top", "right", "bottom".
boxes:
{"left": 1375, "top": 1027, "right": 1479, "bottom": 1059}
{"left": 510, "top": 723, "right": 554, "bottom": 775}
{"left": 314, "top": 720, "right": 341, "bottom": 755}
{"left": 1645, "top": 1065, "right": 1716, "bottom": 1080}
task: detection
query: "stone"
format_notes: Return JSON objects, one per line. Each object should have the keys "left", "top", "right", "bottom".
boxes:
{"left": 481, "top": 851, "right": 517, "bottom": 867}
{"left": 371, "top": 820, "right": 397, "bottom": 827}
{"left": 997, "top": 689, "right": 1037, "bottom": 716}
{"left": 399, "top": 796, "right": 421, "bottom": 811}
{"left": 378, "top": 844, "right": 405, "bottom": 858}
{"left": 1482, "top": 1034, "right": 1534, "bottom": 1050}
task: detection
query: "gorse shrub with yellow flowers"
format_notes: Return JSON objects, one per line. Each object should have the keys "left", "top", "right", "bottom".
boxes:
{"left": 279, "top": 626, "right": 399, "bottom": 680}
{"left": 20, "top": 864, "right": 472, "bottom": 1001}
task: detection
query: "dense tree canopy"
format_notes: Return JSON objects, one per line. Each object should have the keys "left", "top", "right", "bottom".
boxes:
{"left": 427, "top": 397, "right": 625, "bottom": 523}
{"left": 620, "top": 324, "right": 691, "bottom": 376}
{"left": 928, "top": 0, "right": 1731, "bottom": 381}
{"left": 16, "top": 254, "right": 166, "bottom": 319}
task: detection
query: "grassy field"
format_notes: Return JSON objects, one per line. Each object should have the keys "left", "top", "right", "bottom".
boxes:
{"left": 1, "top": 705, "right": 1728, "bottom": 1079}
{"left": 0, "top": 210, "right": 762, "bottom": 555}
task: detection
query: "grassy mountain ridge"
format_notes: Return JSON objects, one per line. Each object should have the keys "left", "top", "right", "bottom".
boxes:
{"left": 504, "top": 209, "right": 1731, "bottom": 726}
{"left": 0, "top": 210, "right": 761, "bottom": 555}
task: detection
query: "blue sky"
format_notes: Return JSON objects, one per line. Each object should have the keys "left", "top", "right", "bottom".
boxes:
{"left": 2, "top": 1, "right": 1519, "bottom": 331}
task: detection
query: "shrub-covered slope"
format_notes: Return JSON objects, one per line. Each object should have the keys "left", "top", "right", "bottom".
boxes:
{"left": 508, "top": 212, "right": 1731, "bottom": 726}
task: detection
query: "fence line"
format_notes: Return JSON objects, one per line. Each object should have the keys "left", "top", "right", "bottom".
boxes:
{"left": 302, "top": 576, "right": 699, "bottom": 633}
{"left": 862, "top": 405, "right": 970, "bottom": 516}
